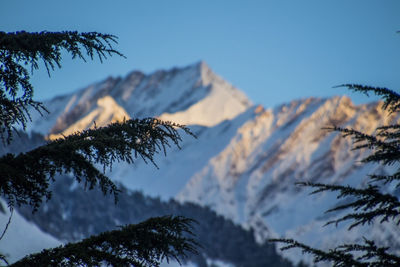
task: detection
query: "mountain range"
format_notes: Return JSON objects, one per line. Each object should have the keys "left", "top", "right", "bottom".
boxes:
{"left": 4, "top": 61, "right": 400, "bottom": 266}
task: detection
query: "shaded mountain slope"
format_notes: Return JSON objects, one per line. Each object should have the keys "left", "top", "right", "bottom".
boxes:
{"left": 17, "top": 175, "right": 292, "bottom": 267}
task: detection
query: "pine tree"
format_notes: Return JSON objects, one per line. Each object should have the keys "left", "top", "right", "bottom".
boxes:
{"left": 271, "top": 86, "right": 400, "bottom": 266}
{"left": 0, "top": 31, "right": 198, "bottom": 266}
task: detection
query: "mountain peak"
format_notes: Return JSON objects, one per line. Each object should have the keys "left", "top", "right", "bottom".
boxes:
{"left": 27, "top": 62, "right": 252, "bottom": 134}
{"left": 180, "top": 60, "right": 216, "bottom": 85}
{"left": 196, "top": 60, "right": 210, "bottom": 72}
{"left": 159, "top": 60, "right": 211, "bottom": 79}
{"left": 157, "top": 61, "right": 252, "bottom": 126}
{"left": 185, "top": 60, "right": 208, "bottom": 71}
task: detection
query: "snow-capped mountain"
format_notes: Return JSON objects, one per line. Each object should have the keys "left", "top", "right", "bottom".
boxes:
{"left": 176, "top": 96, "right": 400, "bottom": 263}
{"left": 21, "top": 62, "right": 400, "bottom": 265}
{"left": 27, "top": 61, "right": 251, "bottom": 138}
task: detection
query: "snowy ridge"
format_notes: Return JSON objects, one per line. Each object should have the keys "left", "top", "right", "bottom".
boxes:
{"left": 22, "top": 62, "right": 400, "bottom": 265}
{"left": 175, "top": 96, "right": 399, "bottom": 264}
{"left": 158, "top": 62, "right": 251, "bottom": 126}
{"left": 108, "top": 108, "right": 256, "bottom": 199}
{"left": 106, "top": 93, "right": 398, "bottom": 265}
{"left": 48, "top": 96, "right": 130, "bottom": 139}
{"left": 27, "top": 61, "right": 252, "bottom": 137}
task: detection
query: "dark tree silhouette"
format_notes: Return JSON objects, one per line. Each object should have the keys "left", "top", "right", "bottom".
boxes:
{"left": 0, "top": 31, "right": 197, "bottom": 266}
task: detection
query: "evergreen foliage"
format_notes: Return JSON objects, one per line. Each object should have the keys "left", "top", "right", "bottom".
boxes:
{"left": 0, "top": 31, "right": 197, "bottom": 266}
{"left": 271, "top": 86, "right": 400, "bottom": 266}
{"left": 0, "top": 118, "right": 193, "bottom": 212}
{"left": 11, "top": 216, "right": 197, "bottom": 267}
{"left": 0, "top": 31, "right": 123, "bottom": 144}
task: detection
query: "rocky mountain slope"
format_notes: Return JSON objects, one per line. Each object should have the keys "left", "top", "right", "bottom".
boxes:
{"left": 14, "top": 61, "right": 400, "bottom": 265}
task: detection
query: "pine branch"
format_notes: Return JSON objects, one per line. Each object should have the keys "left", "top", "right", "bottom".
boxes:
{"left": 0, "top": 31, "right": 124, "bottom": 144}
{"left": 272, "top": 82, "right": 400, "bottom": 266}
{"left": 323, "top": 126, "right": 400, "bottom": 166}
{"left": 324, "top": 126, "right": 393, "bottom": 152}
{"left": 269, "top": 238, "right": 364, "bottom": 267}
{"left": 339, "top": 238, "right": 400, "bottom": 265}
{"left": 376, "top": 124, "right": 400, "bottom": 139}
{"left": 0, "top": 207, "right": 13, "bottom": 241}
{"left": 0, "top": 118, "right": 195, "bottom": 211}
{"left": 0, "top": 254, "right": 8, "bottom": 266}
{"left": 0, "top": 30, "right": 202, "bottom": 267}
{"left": 297, "top": 182, "right": 400, "bottom": 229}
{"left": 11, "top": 216, "right": 198, "bottom": 267}
{"left": 334, "top": 84, "right": 400, "bottom": 113}
{"left": 270, "top": 238, "right": 400, "bottom": 267}
{"left": 0, "top": 31, "right": 124, "bottom": 74}
{"left": 369, "top": 170, "right": 400, "bottom": 188}
{"left": 324, "top": 124, "right": 400, "bottom": 184}
{"left": 0, "top": 69, "right": 47, "bottom": 145}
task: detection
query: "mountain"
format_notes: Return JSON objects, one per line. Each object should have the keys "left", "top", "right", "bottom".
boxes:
{"left": 16, "top": 175, "right": 291, "bottom": 267}
{"left": 0, "top": 132, "right": 291, "bottom": 266}
{"left": 26, "top": 61, "right": 251, "bottom": 138}
{"left": 11, "top": 61, "right": 400, "bottom": 265}
{"left": 176, "top": 96, "right": 400, "bottom": 263}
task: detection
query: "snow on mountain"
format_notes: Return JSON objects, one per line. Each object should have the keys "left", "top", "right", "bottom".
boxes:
{"left": 175, "top": 96, "right": 400, "bottom": 264}
{"left": 109, "top": 107, "right": 256, "bottom": 199}
{"left": 21, "top": 61, "right": 400, "bottom": 265}
{"left": 48, "top": 95, "right": 130, "bottom": 139}
{"left": 0, "top": 202, "right": 61, "bottom": 264}
{"left": 157, "top": 62, "right": 250, "bottom": 126}
{"left": 27, "top": 61, "right": 251, "bottom": 137}
{"left": 106, "top": 92, "right": 399, "bottom": 264}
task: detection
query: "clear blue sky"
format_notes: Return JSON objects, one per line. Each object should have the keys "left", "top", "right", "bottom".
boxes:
{"left": 2, "top": 1, "right": 400, "bottom": 108}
